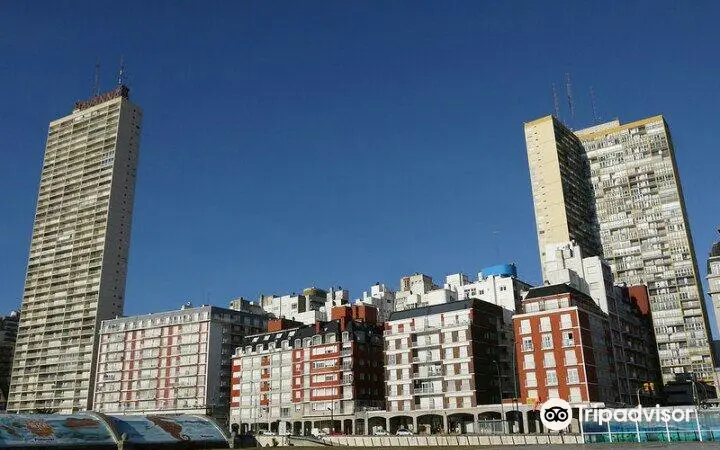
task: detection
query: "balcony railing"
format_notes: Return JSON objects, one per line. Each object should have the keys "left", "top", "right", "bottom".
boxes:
{"left": 413, "top": 387, "right": 437, "bottom": 395}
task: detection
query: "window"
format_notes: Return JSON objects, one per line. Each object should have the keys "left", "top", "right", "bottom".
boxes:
{"left": 546, "top": 370, "right": 558, "bottom": 386}
{"left": 522, "top": 337, "right": 533, "bottom": 352}
{"left": 540, "top": 316, "right": 551, "bottom": 332}
{"left": 499, "top": 286, "right": 507, "bottom": 291}
{"left": 525, "top": 372, "right": 537, "bottom": 388}
{"left": 520, "top": 319, "right": 531, "bottom": 335}
{"left": 560, "top": 313, "right": 572, "bottom": 329}
{"left": 567, "top": 368, "right": 579, "bottom": 384}
{"left": 548, "top": 388, "right": 559, "bottom": 399}
{"left": 541, "top": 333, "right": 553, "bottom": 350}
{"left": 523, "top": 354, "right": 535, "bottom": 370}
{"left": 563, "top": 332, "right": 574, "bottom": 347}
{"left": 527, "top": 389, "right": 538, "bottom": 400}
{"left": 564, "top": 349, "right": 577, "bottom": 365}
{"left": 569, "top": 387, "right": 582, "bottom": 403}
{"left": 543, "top": 352, "right": 555, "bottom": 368}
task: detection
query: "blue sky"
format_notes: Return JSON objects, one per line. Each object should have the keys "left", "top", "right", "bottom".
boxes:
{"left": 1, "top": 2, "right": 718, "bottom": 335}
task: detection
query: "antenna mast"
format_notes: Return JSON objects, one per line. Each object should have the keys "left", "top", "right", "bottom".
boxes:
{"left": 590, "top": 86, "right": 600, "bottom": 124}
{"left": 552, "top": 83, "right": 560, "bottom": 119}
{"left": 117, "top": 55, "right": 125, "bottom": 86}
{"left": 565, "top": 72, "right": 575, "bottom": 124}
{"left": 92, "top": 60, "right": 100, "bottom": 96}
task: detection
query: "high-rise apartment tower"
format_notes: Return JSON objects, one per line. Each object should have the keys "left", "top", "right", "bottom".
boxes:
{"left": 7, "top": 85, "right": 142, "bottom": 412}
{"left": 524, "top": 115, "right": 715, "bottom": 384}
{"left": 524, "top": 116, "right": 603, "bottom": 281}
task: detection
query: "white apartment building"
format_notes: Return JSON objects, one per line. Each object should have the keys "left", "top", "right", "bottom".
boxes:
{"left": 93, "top": 305, "right": 266, "bottom": 425}
{"left": 384, "top": 299, "right": 512, "bottom": 412}
{"left": 8, "top": 86, "right": 142, "bottom": 413}
{"left": 260, "top": 287, "right": 349, "bottom": 325}
{"left": 445, "top": 264, "right": 532, "bottom": 315}
{"left": 357, "top": 283, "right": 396, "bottom": 322}
{"left": 394, "top": 273, "right": 458, "bottom": 311}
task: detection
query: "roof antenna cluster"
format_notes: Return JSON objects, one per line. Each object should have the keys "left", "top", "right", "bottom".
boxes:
{"left": 117, "top": 55, "right": 125, "bottom": 87}
{"left": 590, "top": 85, "right": 601, "bottom": 124}
{"left": 92, "top": 59, "right": 100, "bottom": 96}
{"left": 565, "top": 72, "right": 575, "bottom": 125}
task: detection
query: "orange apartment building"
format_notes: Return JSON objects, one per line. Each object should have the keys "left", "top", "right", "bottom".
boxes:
{"left": 513, "top": 284, "right": 616, "bottom": 406}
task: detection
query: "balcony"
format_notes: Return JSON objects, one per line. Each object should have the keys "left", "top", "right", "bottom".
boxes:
{"left": 412, "top": 355, "right": 439, "bottom": 364}
{"left": 413, "top": 387, "right": 437, "bottom": 395}
{"left": 412, "top": 338, "right": 441, "bottom": 348}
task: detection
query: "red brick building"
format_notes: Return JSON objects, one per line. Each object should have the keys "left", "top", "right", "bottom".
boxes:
{"left": 230, "top": 306, "right": 384, "bottom": 435}
{"left": 513, "top": 284, "right": 616, "bottom": 406}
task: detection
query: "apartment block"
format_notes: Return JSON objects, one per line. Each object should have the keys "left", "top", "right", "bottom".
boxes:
{"left": 230, "top": 308, "right": 384, "bottom": 435}
{"left": 9, "top": 86, "right": 142, "bottom": 412}
{"left": 260, "top": 287, "right": 349, "bottom": 325}
{"left": 708, "top": 230, "right": 720, "bottom": 337}
{"left": 445, "top": 264, "right": 532, "bottom": 314}
{"left": 394, "top": 273, "right": 458, "bottom": 311}
{"left": 93, "top": 305, "right": 267, "bottom": 424}
{"left": 384, "top": 299, "right": 511, "bottom": 412}
{"left": 525, "top": 114, "right": 715, "bottom": 384}
{"left": 578, "top": 117, "right": 714, "bottom": 382}
{"left": 544, "top": 242, "right": 662, "bottom": 404}
{"left": 524, "top": 116, "right": 603, "bottom": 279}
{"left": 357, "top": 283, "right": 396, "bottom": 322}
{"left": 514, "top": 284, "right": 615, "bottom": 405}
{"left": 0, "top": 311, "right": 19, "bottom": 410}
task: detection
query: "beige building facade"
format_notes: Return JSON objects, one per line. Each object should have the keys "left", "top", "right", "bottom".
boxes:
{"left": 8, "top": 86, "right": 142, "bottom": 412}
{"left": 524, "top": 116, "right": 603, "bottom": 281}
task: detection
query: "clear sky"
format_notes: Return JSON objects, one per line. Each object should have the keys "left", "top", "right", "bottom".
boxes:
{"left": 1, "top": 2, "right": 718, "bottom": 335}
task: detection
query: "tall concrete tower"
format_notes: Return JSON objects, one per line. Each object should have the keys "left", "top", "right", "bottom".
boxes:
{"left": 7, "top": 85, "right": 142, "bottom": 412}
{"left": 525, "top": 113, "right": 715, "bottom": 384}
{"left": 524, "top": 116, "right": 603, "bottom": 280}
{"left": 708, "top": 230, "right": 720, "bottom": 338}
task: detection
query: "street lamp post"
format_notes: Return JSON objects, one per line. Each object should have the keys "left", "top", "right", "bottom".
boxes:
{"left": 328, "top": 400, "right": 335, "bottom": 433}
{"left": 636, "top": 387, "right": 643, "bottom": 407}
{"left": 493, "top": 360, "right": 505, "bottom": 434}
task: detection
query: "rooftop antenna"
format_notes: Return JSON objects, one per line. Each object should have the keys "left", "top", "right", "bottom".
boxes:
{"left": 117, "top": 55, "right": 125, "bottom": 87}
{"left": 565, "top": 72, "right": 575, "bottom": 124}
{"left": 92, "top": 60, "right": 100, "bottom": 96}
{"left": 552, "top": 83, "right": 560, "bottom": 120}
{"left": 590, "top": 86, "right": 600, "bottom": 124}
{"left": 492, "top": 230, "right": 501, "bottom": 260}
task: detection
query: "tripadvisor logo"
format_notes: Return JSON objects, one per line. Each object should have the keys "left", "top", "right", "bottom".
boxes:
{"left": 539, "top": 398, "right": 697, "bottom": 431}
{"left": 540, "top": 398, "right": 573, "bottom": 431}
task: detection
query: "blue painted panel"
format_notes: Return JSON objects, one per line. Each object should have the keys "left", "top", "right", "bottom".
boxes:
{"left": 481, "top": 264, "right": 517, "bottom": 278}
{"left": 0, "top": 414, "right": 115, "bottom": 447}
{"left": 109, "top": 414, "right": 226, "bottom": 444}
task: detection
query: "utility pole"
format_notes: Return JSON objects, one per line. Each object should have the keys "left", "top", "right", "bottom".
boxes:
{"left": 493, "top": 360, "right": 505, "bottom": 434}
